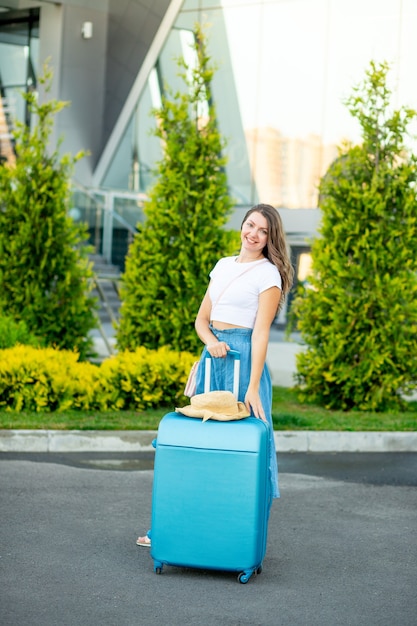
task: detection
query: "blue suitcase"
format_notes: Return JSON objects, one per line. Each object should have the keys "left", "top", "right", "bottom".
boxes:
{"left": 150, "top": 352, "right": 271, "bottom": 584}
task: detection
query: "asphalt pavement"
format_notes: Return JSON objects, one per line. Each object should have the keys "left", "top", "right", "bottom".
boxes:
{"left": 1, "top": 452, "right": 416, "bottom": 626}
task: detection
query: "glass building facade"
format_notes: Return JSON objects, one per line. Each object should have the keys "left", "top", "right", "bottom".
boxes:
{"left": 1, "top": 0, "right": 416, "bottom": 211}
{"left": 0, "top": 8, "right": 39, "bottom": 164}
{"left": 98, "top": 0, "right": 417, "bottom": 211}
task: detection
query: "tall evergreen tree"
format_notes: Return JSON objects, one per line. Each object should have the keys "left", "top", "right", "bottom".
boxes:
{"left": 116, "top": 25, "right": 238, "bottom": 355}
{"left": 293, "top": 61, "right": 417, "bottom": 411}
{"left": 0, "top": 67, "right": 97, "bottom": 359}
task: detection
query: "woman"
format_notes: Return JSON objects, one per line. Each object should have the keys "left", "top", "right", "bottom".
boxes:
{"left": 137, "top": 204, "right": 294, "bottom": 547}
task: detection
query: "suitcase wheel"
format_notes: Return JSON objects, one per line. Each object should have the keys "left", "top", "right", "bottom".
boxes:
{"left": 237, "top": 571, "right": 252, "bottom": 584}
{"left": 238, "top": 564, "right": 262, "bottom": 584}
{"left": 153, "top": 560, "right": 163, "bottom": 575}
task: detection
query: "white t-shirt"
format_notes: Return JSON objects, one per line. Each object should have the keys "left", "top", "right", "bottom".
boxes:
{"left": 209, "top": 256, "right": 282, "bottom": 329}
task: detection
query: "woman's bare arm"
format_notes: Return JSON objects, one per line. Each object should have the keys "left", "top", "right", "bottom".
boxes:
{"left": 245, "top": 286, "right": 281, "bottom": 419}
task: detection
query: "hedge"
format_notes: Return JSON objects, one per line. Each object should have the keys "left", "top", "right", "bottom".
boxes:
{"left": 0, "top": 345, "right": 196, "bottom": 412}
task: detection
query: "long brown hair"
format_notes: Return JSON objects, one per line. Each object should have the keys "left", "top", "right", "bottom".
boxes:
{"left": 241, "top": 204, "right": 294, "bottom": 308}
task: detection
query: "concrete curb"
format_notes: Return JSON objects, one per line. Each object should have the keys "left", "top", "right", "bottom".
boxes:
{"left": 275, "top": 430, "right": 417, "bottom": 453}
{"left": 1, "top": 429, "right": 416, "bottom": 453}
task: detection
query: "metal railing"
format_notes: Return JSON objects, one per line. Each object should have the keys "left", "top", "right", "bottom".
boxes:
{"left": 70, "top": 182, "right": 147, "bottom": 266}
{"left": 69, "top": 183, "right": 148, "bottom": 358}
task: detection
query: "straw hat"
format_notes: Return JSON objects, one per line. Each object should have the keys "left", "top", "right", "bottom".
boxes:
{"left": 176, "top": 391, "right": 250, "bottom": 422}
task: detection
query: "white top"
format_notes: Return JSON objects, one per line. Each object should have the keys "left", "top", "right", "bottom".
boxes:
{"left": 209, "top": 256, "right": 282, "bottom": 329}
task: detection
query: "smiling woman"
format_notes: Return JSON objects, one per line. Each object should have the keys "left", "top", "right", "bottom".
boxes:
{"left": 137, "top": 203, "right": 294, "bottom": 549}
{"left": 192, "top": 204, "right": 294, "bottom": 497}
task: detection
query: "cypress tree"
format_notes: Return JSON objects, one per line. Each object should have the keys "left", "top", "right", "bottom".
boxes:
{"left": 116, "top": 25, "right": 238, "bottom": 355}
{"left": 293, "top": 61, "right": 417, "bottom": 411}
{"left": 0, "top": 67, "right": 97, "bottom": 359}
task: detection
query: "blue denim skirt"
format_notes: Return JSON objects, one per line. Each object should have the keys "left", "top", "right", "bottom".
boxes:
{"left": 195, "top": 326, "right": 279, "bottom": 498}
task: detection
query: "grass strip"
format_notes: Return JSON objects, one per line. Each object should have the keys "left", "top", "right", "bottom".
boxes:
{"left": 0, "top": 387, "right": 416, "bottom": 431}
{"left": 272, "top": 387, "right": 417, "bottom": 431}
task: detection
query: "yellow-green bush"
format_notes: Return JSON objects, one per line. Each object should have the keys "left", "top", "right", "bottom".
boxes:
{"left": 99, "top": 346, "right": 195, "bottom": 411}
{"left": 0, "top": 345, "right": 102, "bottom": 412}
{"left": 0, "top": 345, "right": 196, "bottom": 412}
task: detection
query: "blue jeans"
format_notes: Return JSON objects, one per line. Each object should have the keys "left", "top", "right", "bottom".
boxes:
{"left": 195, "top": 326, "right": 279, "bottom": 498}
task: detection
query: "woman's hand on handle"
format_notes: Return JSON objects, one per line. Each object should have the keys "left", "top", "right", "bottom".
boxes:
{"left": 206, "top": 341, "right": 230, "bottom": 358}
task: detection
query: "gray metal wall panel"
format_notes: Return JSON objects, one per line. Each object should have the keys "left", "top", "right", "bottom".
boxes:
{"left": 102, "top": 0, "right": 172, "bottom": 151}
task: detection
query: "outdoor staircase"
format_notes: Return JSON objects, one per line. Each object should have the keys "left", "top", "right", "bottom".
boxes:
{"left": 89, "top": 253, "right": 122, "bottom": 358}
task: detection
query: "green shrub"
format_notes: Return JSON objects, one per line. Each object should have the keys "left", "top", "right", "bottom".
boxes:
{"left": 117, "top": 25, "right": 238, "bottom": 355}
{"left": 293, "top": 61, "right": 417, "bottom": 411}
{"left": 0, "top": 345, "right": 195, "bottom": 412}
{"left": 99, "top": 347, "right": 195, "bottom": 411}
{"left": 0, "top": 65, "right": 97, "bottom": 360}
{"left": 0, "top": 345, "right": 102, "bottom": 412}
{"left": 0, "top": 314, "right": 42, "bottom": 349}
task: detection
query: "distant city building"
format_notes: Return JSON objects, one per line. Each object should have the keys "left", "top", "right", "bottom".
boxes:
{"left": 245, "top": 127, "right": 338, "bottom": 208}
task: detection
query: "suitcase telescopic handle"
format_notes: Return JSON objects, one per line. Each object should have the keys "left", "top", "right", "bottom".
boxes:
{"left": 204, "top": 349, "right": 241, "bottom": 397}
